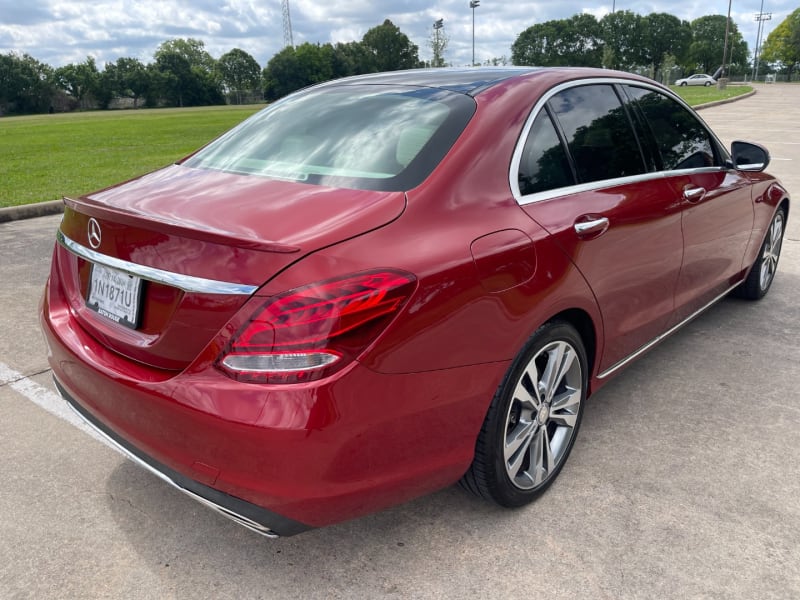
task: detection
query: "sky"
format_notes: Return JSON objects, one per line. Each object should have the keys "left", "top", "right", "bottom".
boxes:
{"left": 0, "top": 0, "right": 797, "bottom": 70}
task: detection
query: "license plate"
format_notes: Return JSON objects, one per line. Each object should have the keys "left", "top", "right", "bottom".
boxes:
{"left": 86, "top": 264, "right": 143, "bottom": 329}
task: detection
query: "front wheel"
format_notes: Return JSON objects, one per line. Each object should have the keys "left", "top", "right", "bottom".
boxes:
{"left": 735, "top": 207, "right": 786, "bottom": 300}
{"left": 460, "top": 321, "right": 588, "bottom": 507}
{"left": 705, "top": 81, "right": 712, "bottom": 86}
{"left": 680, "top": 82, "right": 688, "bottom": 86}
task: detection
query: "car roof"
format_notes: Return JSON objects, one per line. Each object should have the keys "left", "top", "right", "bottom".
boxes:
{"left": 311, "top": 67, "right": 659, "bottom": 97}
{"left": 319, "top": 67, "right": 542, "bottom": 95}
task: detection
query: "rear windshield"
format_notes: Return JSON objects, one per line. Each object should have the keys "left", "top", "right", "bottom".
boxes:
{"left": 184, "top": 84, "right": 476, "bottom": 191}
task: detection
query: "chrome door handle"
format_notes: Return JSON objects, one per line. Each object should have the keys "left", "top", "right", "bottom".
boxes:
{"left": 574, "top": 217, "right": 609, "bottom": 236}
{"left": 683, "top": 186, "right": 706, "bottom": 202}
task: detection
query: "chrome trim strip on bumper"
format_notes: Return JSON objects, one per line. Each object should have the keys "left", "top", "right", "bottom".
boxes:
{"left": 57, "top": 230, "right": 259, "bottom": 295}
{"left": 64, "top": 398, "right": 280, "bottom": 538}
{"left": 597, "top": 283, "right": 741, "bottom": 380}
{"left": 53, "top": 378, "right": 313, "bottom": 538}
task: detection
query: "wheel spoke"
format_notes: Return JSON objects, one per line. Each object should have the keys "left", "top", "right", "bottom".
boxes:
{"left": 549, "top": 388, "right": 581, "bottom": 428}
{"left": 760, "top": 255, "right": 775, "bottom": 288}
{"left": 540, "top": 342, "right": 576, "bottom": 403}
{"left": 529, "top": 426, "right": 554, "bottom": 486}
{"left": 513, "top": 366, "right": 541, "bottom": 411}
{"left": 771, "top": 217, "right": 783, "bottom": 250}
{"left": 505, "top": 420, "right": 537, "bottom": 468}
{"left": 770, "top": 230, "right": 783, "bottom": 260}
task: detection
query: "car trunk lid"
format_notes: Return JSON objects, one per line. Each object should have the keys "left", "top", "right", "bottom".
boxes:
{"left": 54, "top": 165, "right": 406, "bottom": 371}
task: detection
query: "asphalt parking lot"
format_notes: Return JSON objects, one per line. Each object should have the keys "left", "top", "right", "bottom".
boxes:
{"left": 1, "top": 84, "right": 799, "bottom": 599}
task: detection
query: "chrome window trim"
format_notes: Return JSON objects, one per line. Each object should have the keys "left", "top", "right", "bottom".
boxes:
{"left": 57, "top": 230, "right": 259, "bottom": 295}
{"left": 597, "top": 282, "right": 740, "bottom": 380}
{"left": 515, "top": 167, "right": 726, "bottom": 206}
{"left": 509, "top": 77, "right": 730, "bottom": 206}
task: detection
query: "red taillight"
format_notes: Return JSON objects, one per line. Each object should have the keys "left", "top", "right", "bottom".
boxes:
{"left": 217, "top": 270, "right": 416, "bottom": 384}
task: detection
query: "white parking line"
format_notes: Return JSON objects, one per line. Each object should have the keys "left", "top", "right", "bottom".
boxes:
{"left": 0, "top": 362, "right": 110, "bottom": 448}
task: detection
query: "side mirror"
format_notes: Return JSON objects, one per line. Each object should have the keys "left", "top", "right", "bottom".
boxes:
{"left": 730, "top": 141, "right": 770, "bottom": 172}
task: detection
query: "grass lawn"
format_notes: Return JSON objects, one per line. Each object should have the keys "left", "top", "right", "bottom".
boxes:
{"left": 0, "top": 85, "right": 756, "bottom": 208}
{"left": 0, "top": 105, "right": 262, "bottom": 207}
{"left": 670, "top": 84, "right": 753, "bottom": 105}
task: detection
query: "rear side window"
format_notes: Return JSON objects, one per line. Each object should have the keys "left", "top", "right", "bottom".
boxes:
{"left": 624, "top": 85, "right": 718, "bottom": 171}
{"left": 518, "top": 110, "right": 575, "bottom": 196}
{"left": 548, "top": 84, "right": 646, "bottom": 184}
{"left": 184, "top": 85, "right": 476, "bottom": 192}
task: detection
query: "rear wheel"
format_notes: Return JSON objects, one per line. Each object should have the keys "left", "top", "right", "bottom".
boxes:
{"left": 736, "top": 208, "right": 786, "bottom": 300}
{"left": 460, "top": 321, "right": 587, "bottom": 507}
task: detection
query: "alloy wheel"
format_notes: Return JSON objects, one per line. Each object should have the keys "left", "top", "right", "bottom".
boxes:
{"left": 760, "top": 212, "right": 784, "bottom": 291}
{"left": 503, "top": 340, "right": 583, "bottom": 490}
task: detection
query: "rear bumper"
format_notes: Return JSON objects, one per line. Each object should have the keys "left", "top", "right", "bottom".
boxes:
{"left": 41, "top": 274, "right": 507, "bottom": 532}
{"left": 54, "top": 377, "right": 309, "bottom": 538}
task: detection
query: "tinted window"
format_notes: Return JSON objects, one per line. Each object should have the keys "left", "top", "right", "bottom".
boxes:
{"left": 548, "top": 84, "right": 646, "bottom": 184}
{"left": 184, "top": 85, "right": 476, "bottom": 192}
{"left": 518, "top": 110, "right": 575, "bottom": 196}
{"left": 624, "top": 86, "right": 717, "bottom": 171}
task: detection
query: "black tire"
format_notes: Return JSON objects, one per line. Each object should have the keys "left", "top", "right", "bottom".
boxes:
{"left": 680, "top": 82, "right": 688, "bottom": 86}
{"left": 735, "top": 207, "right": 786, "bottom": 300}
{"left": 460, "top": 321, "right": 588, "bottom": 507}
{"left": 704, "top": 81, "right": 712, "bottom": 86}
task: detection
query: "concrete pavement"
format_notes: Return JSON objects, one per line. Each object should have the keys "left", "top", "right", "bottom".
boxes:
{"left": 1, "top": 84, "right": 799, "bottom": 599}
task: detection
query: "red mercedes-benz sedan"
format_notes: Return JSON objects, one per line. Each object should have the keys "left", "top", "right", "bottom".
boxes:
{"left": 41, "top": 68, "right": 789, "bottom": 537}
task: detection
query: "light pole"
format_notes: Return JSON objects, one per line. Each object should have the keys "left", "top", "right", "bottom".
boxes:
{"left": 433, "top": 19, "right": 444, "bottom": 67}
{"left": 753, "top": 3, "right": 772, "bottom": 82}
{"left": 721, "top": 0, "right": 733, "bottom": 79}
{"left": 470, "top": 0, "right": 480, "bottom": 66}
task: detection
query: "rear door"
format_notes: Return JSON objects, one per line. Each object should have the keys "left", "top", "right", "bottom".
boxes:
{"left": 515, "top": 83, "right": 684, "bottom": 374}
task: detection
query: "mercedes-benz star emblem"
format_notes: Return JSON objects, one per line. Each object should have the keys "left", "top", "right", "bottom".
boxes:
{"left": 88, "top": 218, "right": 102, "bottom": 249}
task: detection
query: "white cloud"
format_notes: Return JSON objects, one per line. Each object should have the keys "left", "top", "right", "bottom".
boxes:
{"left": 0, "top": 0, "right": 797, "bottom": 69}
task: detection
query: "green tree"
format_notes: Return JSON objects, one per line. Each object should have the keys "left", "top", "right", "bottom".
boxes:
{"left": 660, "top": 53, "right": 678, "bottom": 85}
{"left": 262, "top": 43, "right": 337, "bottom": 101}
{"left": 600, "top": 10, "right": 646, "bottom": 69}
{"left": 642, "top": 13, "right": 692, "bottom": 72}
{"left": 513, "top": 14, "right": 602, "bottom": 67}
{"left": 54, "top": 56, "right": 101, "bottom": 108}
{"left": 687, "top": 15, "right": 748, "bottom": 75}
{"left": 155, "top": 38, "right": 216, "bottom": 73}
{"left": 361, "top": 19, "right": 420, "bottom": 72}
{"left": 0, "top": 52, "right": 55, "bottom": 114}
{"left": 296, "top": 42, "right": 335, "bottom": 84}
{"left": 761, "top": 8, "right": 800, "bottom": 81}
{"left": 331, "top": 41, "right": 374, "bottom": 77}
{"left": 104, "top": 57, "right": 150, "bottom": 107}
{"left": 94, "top": 67, "right": 116, "bottom": 109}
{"left": 218, "top": 48, "right": 262, "bottom": 104}
{"left": 262, "top": 46, "right": 301, "bottom": 100}
{"left": 153, "top": 38, "right": 223, "bottom": 107}
{"left": 429, "top": 23, "right": 449, "bottom": 67}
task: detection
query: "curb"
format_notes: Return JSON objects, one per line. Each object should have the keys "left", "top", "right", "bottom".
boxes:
{"left": 694, "top": 88, "right": 757, "bottom": 111}
{"left": 0, "top": 199, "right": 64, "bottom": 224}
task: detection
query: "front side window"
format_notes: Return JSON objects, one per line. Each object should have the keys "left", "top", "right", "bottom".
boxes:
{"left": 184, "top": 85, "right": 476, "bottom": 191}
{"left": 624, "top": 85, "right": 718, "bottom": 171}
{"left": 548, "top": 84, "right": 646, "bottom": 184}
